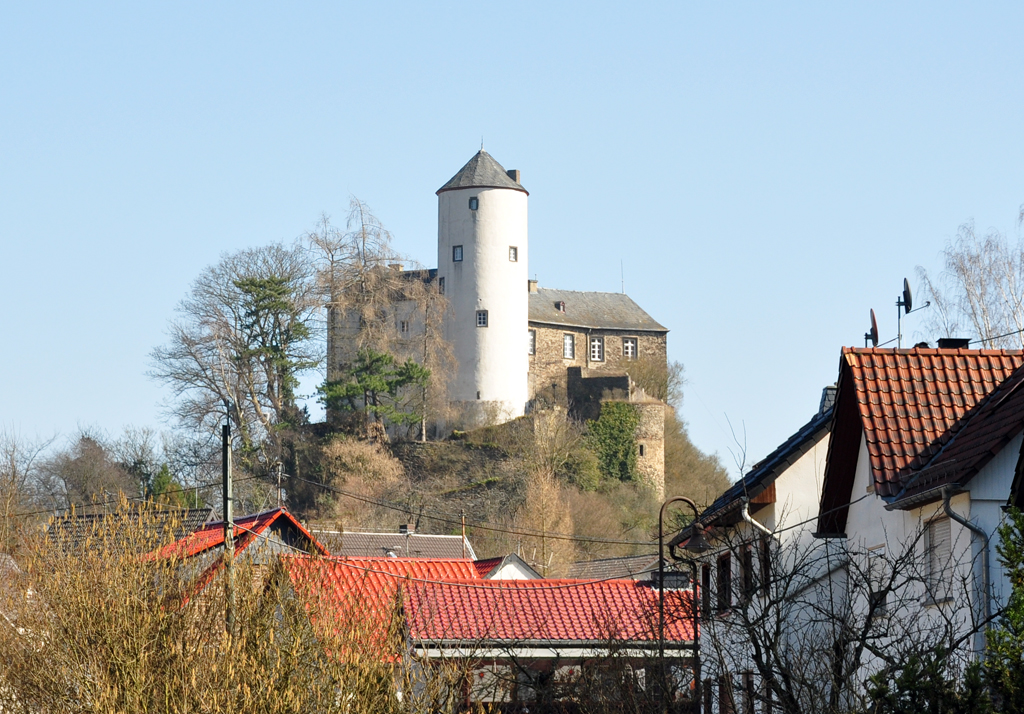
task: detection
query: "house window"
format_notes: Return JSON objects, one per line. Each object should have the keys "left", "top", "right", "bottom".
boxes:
{"left": 704, "top": 678, "right": 715, "bottom": 714}
{"left": 563, "top": 333, "right": 575, "bottom": 359}
{"left": 701, "top": 563, "right": 712, "bottom": 617}
{"left": 453, "top": 245, "right": 463, "bottom": 262}
{"left": 760, "top": 536, "right": 772, "bottom": 593}
{"left": 623, "top": 337, "right": 638, "bottom": 359}
{"left": 476, "top": 310, "right": 488, "bottom": 327}
{"left": 469, "top": 196, "right": 478, "bottom": 210}
{"left": 509, "top": 246, "right": 518, "bottom": 262}
{"left": 926, "top": 517, "right": 951, "bottom": 599}
{"left": 399, "top": 320, "right": 410, "bottom": 334}
{"left": 719, "top": 674, "right": 735, "bottom": 714}
{"left": 528, "top": 330, "right": 536, "bottom": 355}
{"left": 717, "top": 553, "right": 732, "bottom": 611}
{"left": 868, "top": 544, "right": 888, "bottom": 613}
{"left": 438, "top": 276, "right": 445, "bottom": 294}
{"left": 589, "top": 336, "right": 604, "bottom": 362}
{"left": 742, "top": 672, "right": 755, "bottom": 714}
{"left": 740, "top": 545, "right": 755, "bottom": 601}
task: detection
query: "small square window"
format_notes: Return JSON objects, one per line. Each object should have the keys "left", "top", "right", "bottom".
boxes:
{"left": 509, "top": 246, "right": 518, "bottom": 262}
{"left": 563, "top": 333, "right": 575, "bottom": 359}
{"left": 453, "top": 245, "right": 463, "bottom": 262}
{"left": 476, "top": 310, "right": 488, "bottom": 327}
{"left": 469, "top": 197, "right": 479, "bottom": 210}
{"left": 590, "top": 336, "right": 604, "bottom": 362}
{"left": 528, "top": 329, "right": 536, "bottom": 355}
{"left": 438, "top": 276, "right": 445, "bottom": 294}
{"left": 400, "top": 320, "right": 410, "bottom": 334}
{"left": 623, "top": 337, "right": 637, "bottom": 359}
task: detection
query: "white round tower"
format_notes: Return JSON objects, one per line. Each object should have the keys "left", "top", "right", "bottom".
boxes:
{"left": 436, "top": 150, "right": 529, "bottom": 426}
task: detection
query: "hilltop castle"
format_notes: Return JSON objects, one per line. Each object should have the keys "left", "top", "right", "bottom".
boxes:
{"left": 329, "top": 150, "right": 669, "bottom": 492}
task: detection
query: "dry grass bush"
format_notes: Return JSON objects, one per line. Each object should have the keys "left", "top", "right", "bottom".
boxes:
{"left": 0, "top": 506, "right": 471, "bottom": 714}
{"left": 318, "top": 435, "right": 406, "bottom": 527}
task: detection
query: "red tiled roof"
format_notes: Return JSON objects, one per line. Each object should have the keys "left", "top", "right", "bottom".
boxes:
{"left": 819, "top": 347, "right": 1024, "bottom": 534}
{"left": 473, "top": 557, "right": 503, "bottom": 578}
{"left": 152, "top": 508, "right": 328, "bottom": 559}
{"left": 405, "top": 578, "right": 694, "bottom": 644}
{"left": 842, "top": 348, "right": 1024, "bottom": 496}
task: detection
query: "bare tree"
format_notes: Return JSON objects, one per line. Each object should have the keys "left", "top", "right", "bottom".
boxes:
{"left": 0, "top": 429, "right": 53, "bottom": 551}
{"left": 309, "top": 202, "right": 454, "bottom": 437}
{"left": 918, "top": 212, "right": 1024, "bottom": 347}
{"left": 150, "top": 242, "right": 320, "bottom": 473}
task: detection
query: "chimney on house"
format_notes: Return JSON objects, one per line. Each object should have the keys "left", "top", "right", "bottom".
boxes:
{"left": 937, "top": 338, "right": 971, "bottom": 349}
{"left": 819, "top": 385, "right": 837, "bottom": 415}
{"left": 399, "top": 523, "right": 415, "bottom": 535}
{"left": 506, "top": 169, "right": 521, "bottom": 183}
{"left": 528, "top": 279, "right": 538, "bottom": 293}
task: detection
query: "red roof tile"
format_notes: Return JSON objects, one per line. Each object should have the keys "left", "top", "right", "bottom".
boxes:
{"left": 841, "top": 348, "right": 1024, "bottom": 497}
{"left": 405, "top": 578, "right": 694, "bottom": 644}
{"left": 152, "top": 508, "right": 328, "bottom": 560}
{"left": 473, "top": 557, "right": 503, "bottom": 578}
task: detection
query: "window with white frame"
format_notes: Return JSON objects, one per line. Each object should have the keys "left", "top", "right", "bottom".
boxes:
{"left": 453, "top": 245, "right": 463, "bottom": 262}
{"left": 528, "top": 329, "right": 536, "bottom": 355}
{"left": 563, "top": 333, "right": 575, "bottom": 359}
{"left": 926, "top": 517, "right": 951, "bottom": 600}
{"left": 868, "top": 544, "right": 888, "bottom": 613}
{"left": 509, "top": 246, "right": 518, "bottom": 262}
{"left": 468, "top": 197, "right": 478, "bottom": 210}
{"left": 590, "top": 336, "right": 604, "bottom": 362}
{"left": 476, "top": 310, "right": 488, "bottom": 327}
{"left": 623, "top": 336, "right": 638, "bottom": 359}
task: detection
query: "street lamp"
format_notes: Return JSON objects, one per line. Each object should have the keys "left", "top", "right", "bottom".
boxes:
{"left": 659, "top": 496, "right": 709, "bottom": 714}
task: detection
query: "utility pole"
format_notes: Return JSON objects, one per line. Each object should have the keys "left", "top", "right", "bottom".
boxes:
{"left": 461, "top": 510, "right": 467, "bottom": 558}
{"left": 222, "top": 419, "right": 235, "bottom": 637}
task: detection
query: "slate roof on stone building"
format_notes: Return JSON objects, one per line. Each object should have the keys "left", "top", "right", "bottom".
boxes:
{"left": 436, "top": 150, "right": 528, "bottom": 194}
{"left": 529, "top": 288, "right": 668, "bottom": 332}
{"left": 316, "top": 531, "right": 477, "bottom": 560}
{"left": 48, "top": 507, "right": 213, "bottom": 553}
{"left": 567, "top": 553, "right": 659, "bottom": 580}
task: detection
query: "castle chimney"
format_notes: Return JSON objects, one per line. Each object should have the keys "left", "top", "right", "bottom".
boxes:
{"left": 506, "top": 169, "right": 521, "bottom": 183}
{"left": 528, "top": 279, "right": 538, "bottom": 293}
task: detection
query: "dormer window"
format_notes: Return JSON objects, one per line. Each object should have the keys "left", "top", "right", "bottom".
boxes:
{"left": 556, "top": 301, "right": 566, "bottom": 313}
{"left": 469, "top": 197, "right": 479, "bottom": 210}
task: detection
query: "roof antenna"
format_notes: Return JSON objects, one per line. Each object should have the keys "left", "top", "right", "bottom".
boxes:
{"left": 481, "top": 136, "right": 484, "bottom": 151}
{"left": 621, "top": 260, "right": 625, "bottom": 294}
{"left": 896, "top": 277, "right": 931, "bottom": 348}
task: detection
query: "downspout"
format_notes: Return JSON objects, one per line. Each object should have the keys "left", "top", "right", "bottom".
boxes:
{"left": 741, "top": 499, "right": 772, "bottom": 536}
{"left": 942, "top": 486, "right": 991, "bottom": 657}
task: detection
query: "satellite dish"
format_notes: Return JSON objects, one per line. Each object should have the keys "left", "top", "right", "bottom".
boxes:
{"left": 868, "top": 309, "right": 879, "bottom": 347}
{"left": 903, "top": 278, "right": 913, "bottom": 314}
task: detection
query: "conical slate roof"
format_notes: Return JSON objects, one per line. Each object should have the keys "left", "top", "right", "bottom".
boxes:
{"left": 437, "top": 150, "right": 528, "bottom": 195}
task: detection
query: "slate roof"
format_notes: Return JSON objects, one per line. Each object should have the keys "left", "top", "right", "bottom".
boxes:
{"left": 318, "top": 531, "right": 477, "bottom": 560}
{"left": 567, "top": 553, "right": 660, "bottom": 580}
{"left": 819, "top": 347, "right": 1024, "bottom": 533}
{"left": 48, "top": 507, "right": 213, "bottom": 553}
{"left": 436, "top": 150, "right": 528, "bottom": 195}
{"left": 404, "top": 578, "right": 694, "bottom": 644}
{"left": 529, "top": 288, "right": 668, "bottom": 332}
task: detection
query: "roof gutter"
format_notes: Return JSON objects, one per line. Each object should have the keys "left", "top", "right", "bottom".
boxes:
{"left": 741, "top": 499, "right": 772, "bottom": 536}
{"left": 942, "top": 485, "right": 991, "bottom": 657}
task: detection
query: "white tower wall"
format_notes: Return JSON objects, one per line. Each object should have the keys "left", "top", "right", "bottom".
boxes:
{"left": 437, "top": 186, "right": 529, "bottom": 425}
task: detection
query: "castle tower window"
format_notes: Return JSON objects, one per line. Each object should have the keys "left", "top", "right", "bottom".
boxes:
{"left": 623, "top": 337, "right": 637, "bottom": 359}
{"left": 438, "top": 276, "right": 445, "bottom": 294}
{"left": 468, "top": 196, "right": 479, "bottom": 210}
{"left": 528, "top": 329, "right": 536, "bottom": 355}
{"left": 509, "top": 246, "right": 518, "bottom": 262}
{"left": 476, "top": 310, "right": 488, "bottom": 327}
{"left": 590, "top": 336, "right": 604, "bottom": 362}
{"left": 563, "top": 333, "right": 575, "bottom": 359}
{"left": 639, "top": 444, "right": 646, "bottom": 457}
{"left": 400, "top": 320, "right": 410, "bottom": 334}
{"left": 453, "top": 245, "right": 463, "bottom": 262}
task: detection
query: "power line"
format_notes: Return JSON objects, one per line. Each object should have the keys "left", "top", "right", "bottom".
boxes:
{"left": 290, "top": 473, "right": 655, "bottom": 547}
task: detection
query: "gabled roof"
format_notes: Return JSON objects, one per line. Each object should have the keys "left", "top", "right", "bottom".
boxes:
{"left": 436, "top": 150, "right": 528, "bottom": 195}
{"left": 48, "top": 507, "right": 213, "bottom": 553}
{"left": 567, "top": 553, "right": 659, "bottom": 580}
{"left": 818, "top": 347, "right": 1024, "bottom": 534}
{"left": 317, "top": 531, "right": 477, "bottom": 560}
{"left": 154, "top": 508, "right": 328, "bottom": 560}
{"left": 404, "top": 578, "right": 694, "bottom": 645}
{"left": 529, "top": 288, "right": 667, "bottom": 332}
{"left": 473, "top": 553, "right": 543, "bottom": 579}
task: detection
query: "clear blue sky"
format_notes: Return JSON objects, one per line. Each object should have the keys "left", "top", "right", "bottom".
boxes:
{"left": 3, "top": 3, "right": 1024, "bottom": 479}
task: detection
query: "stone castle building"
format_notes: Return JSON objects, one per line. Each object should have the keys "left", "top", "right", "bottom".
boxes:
{"left": 329, "top": 150, "right": 669, "bottom": 493}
